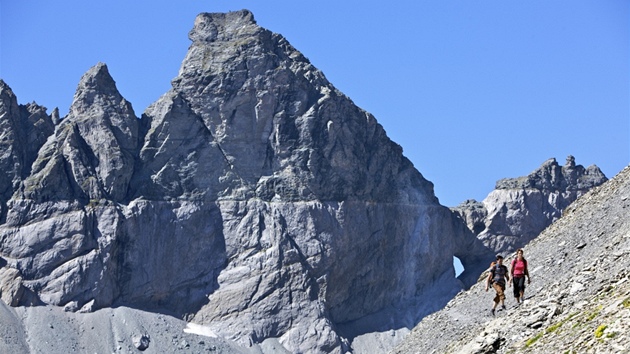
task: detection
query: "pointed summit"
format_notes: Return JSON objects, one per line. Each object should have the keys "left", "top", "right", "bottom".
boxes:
{"left": 0, "top": 80, "right": 55, "bottom": 200}
{"left": 189, "top": 10, "right": 257, "bottom": 43}
{"left": 0, "top": 79, "right": 18, "bottom": 115}
{"left": 18, "top": 62, "right": 140, "bottom": 202}
{"left": 0, "top": 79, "right": 13, "bottom": 92}
{"left": 0, "top": 79, "right": 20, "bottom": 119}
{"left": 66, "top": 62, "right": 138, "bottom": 149}
{"left": 73, "top": 62, "right": 121, "bottom": 100}
{"left": 68, "top": 62, "right": 132, "bottom": 124}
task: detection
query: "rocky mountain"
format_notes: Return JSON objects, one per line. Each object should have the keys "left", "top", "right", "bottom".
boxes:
{"left": 0, "top": 10, "right": 494, "bottom": 353}
{"left": 392, "top": 165, "right": 630, "bottom": 353}
{"left": 452, "top": 155, "right": 607, "bottom": 255}
{"left": 0, "top": 80, "right": 57, "bottom": 222}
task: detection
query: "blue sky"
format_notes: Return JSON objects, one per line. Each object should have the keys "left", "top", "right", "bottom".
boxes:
{"left": 1, "top": 1, "right": 628, "bottom": 207}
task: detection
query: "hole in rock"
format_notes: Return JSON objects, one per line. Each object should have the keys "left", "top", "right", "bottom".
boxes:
{"left": 453, "top": 256, "right": 464, "bottom": 277}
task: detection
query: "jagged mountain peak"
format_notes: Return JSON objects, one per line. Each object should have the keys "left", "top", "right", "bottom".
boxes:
{"left": 0, "top": 79, "right": 13, "bottom": 92}
{"left": 158, "top": 8, "right": 437, "bottom": 205}
{"left": 0, "top": 80, "right": 20, "bottom": 115}
{"left": 70, "top": 62, "right": 124, "bottom": 107}
{"left": 76, "top": 62, "right": 114, "bottom": 89}
{"left": 0, "top": 81, "right": 56, "bottom": 203}
{"left": 0, "top": 80, "right": 17, "bottom": 114}
{"left": 496, "top": 155, "right": 607, "bottom": 191}
{"left": 190, "top": 10, "right": 258, "bottom": 43}
{"left": 14, "top": 61, "right": 139, "bottom": 203}
{"left": 66, "top": 62, "right": 138, "bottom": 140}
{"left": 174, "top": 8, "right": 322, "bottom": 93}
{"left": 453, "top": 156, "right": 608, "bottom": 256}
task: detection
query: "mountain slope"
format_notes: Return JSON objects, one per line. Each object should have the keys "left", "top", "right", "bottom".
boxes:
{"left": 392, "top": 165, "right": 630, "bottom": 353}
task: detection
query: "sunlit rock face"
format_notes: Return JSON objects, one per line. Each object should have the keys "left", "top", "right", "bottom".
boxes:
{"left": 0, "top": 10, "right": 491, "bottom": 353}
{"left": 452, "top": 155, "right": 607, "bottom": 255}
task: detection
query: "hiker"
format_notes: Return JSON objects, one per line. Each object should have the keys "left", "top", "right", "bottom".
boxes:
{"left": 485, "top": 254, "right": 510, "bottom": 315}
{"left": 509, "top": 248, "right": 531, "bottom": 305}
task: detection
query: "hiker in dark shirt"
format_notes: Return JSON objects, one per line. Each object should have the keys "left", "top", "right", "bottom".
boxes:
{"left": 485, "top": 254, "right": 510, "bottom": 316}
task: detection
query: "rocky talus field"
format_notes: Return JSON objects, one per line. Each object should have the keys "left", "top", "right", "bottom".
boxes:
{"left": 392, "top": 165, "right": 630, "bottom": 354}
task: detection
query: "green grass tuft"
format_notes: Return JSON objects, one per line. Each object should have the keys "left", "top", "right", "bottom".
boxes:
{"left": 594, "top": 324, "right": 607, "bottom": 338}
{"left": 586, "top": 308, "right": 601, "bottom": 321}
{"left": 525, "top": 332, "right": 544, "bottom": 347}
{"left": 546, "top": 322, "right": 563, "bottom": 333}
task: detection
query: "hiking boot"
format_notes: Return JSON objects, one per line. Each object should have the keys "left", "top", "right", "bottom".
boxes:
{"left": 491, "top": 309, "right": 495, "bottom": 316}
{"left": 501, "top": 305, "right": 506, "bottom": 311}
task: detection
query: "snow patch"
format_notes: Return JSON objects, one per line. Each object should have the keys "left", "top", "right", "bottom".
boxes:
{"left": 183, "top": 323, "right": 219, "bottom": 338}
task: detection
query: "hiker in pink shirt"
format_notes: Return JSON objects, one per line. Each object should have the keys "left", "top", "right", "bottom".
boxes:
{"left": 509, "top": 248, "right": 531, "bottom": 305}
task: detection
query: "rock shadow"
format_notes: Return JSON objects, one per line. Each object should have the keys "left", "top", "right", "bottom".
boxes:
{"left": 114, "top": 200, "right": 227, "bottom": 320}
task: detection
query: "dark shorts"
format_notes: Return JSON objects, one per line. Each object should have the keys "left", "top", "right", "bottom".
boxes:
{"left": 513, "top": 276, "right": 526, "bottom": 297}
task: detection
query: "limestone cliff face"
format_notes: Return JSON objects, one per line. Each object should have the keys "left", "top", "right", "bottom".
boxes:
{"left": 0, "top": 10, "right": 491, "bottom": 353}
{"left": 452, "top": 156, "right": 607, "bottom": 256}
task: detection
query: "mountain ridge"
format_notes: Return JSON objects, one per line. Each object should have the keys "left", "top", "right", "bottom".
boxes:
{"left": 453, "top": 155, "right": 607, "bottom": 257}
